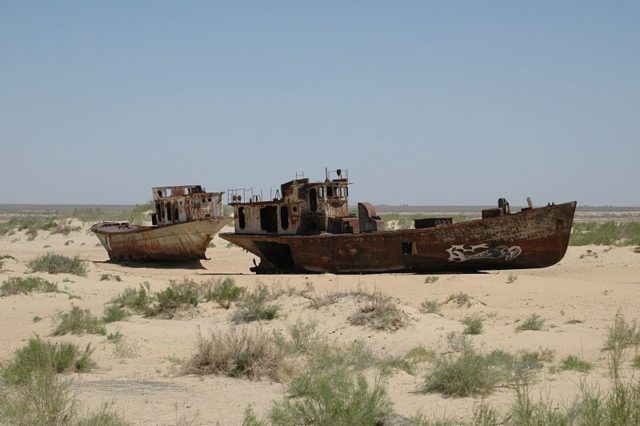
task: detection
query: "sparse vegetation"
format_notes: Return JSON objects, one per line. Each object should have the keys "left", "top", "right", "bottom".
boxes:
{"left": 28, "top": 253, "right": 88, "bottom": 276}
{"left": 268, "top": 368, "right": 392, "bottom": 426}
{"left": 516, "top": 314, "right": 545, "bottom": 332}
{"left": 0, "top": 216, "right": 57, "bottom": 237}
{"left": 559, "top": 355, "right": 593, "bottom": 373}
{"left": 421, "top": 335, "right": 550, "bottom": 398}
{"left": 446, "top": 292, "right": 473, "bottom": 307}
{"left": 506, "top": 272, "right": 518, "bottom": 284}
{"left": 52, "top": 306, "right": 106, "bottom": 336}
{"left": 424, "top": 276, "right": 439, "bottom": 284}
{"left": 205, "top": 277, "right": 245, "bottom": 309}
{"left": 1, "top": 276, "right": 58, "bottom": 296}
{"left": 32, "top": 316, "right": 42, "bottom": 323}
{"left": 232, "top": 285, "right": 280, "bottom": 323}
{"left": 0, "top": 254, "right": 16, "bottom": 271}
{"left": 110, "top": 283, "right": 152, "bottom": 314}
{"left": 570, "top": 221, "right": 640, "bottom": 246}
{"left": 100, "top": 273, "right": 122, "bottom": 282}
{"left": 146, "top": 279, "right": 200, "bottom": 318}
{"left": 186, "top": 327, "right": 293, "bottom": 382}
{"left": 349, "top": 291, "right": 408, "bottom": 332}
{"left": 419, "top": 298, "right": 441, "bottom": 314}
{"left": 632, "top": 355, "right": 640, "bottom": 369}
{"left": 112, "top": 339, "right": 139, "bottom": 359}
{"left": 565, "top": 319, "right": 584, "bottom": 324}
{"left": 462, "top": 315, "right": 484, "bottom": 335}
{"left": 1, "top": 337, "right": 95, "bottom": 386}
{"left": 102, "top": 305, "right": 129, "bottom": 323}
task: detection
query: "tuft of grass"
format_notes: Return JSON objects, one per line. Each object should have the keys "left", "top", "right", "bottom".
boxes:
{"left": 419, "top": 299, "right": 441, "bottom": 315}
{"left": 462, "top": 315, "right": 484, "bottom": 335}
{"left": 424, "top": 276, "right": 439, "bottom": 284}
{"left": 421, "top": 337, "right": 502, "bottom": 397}
{"left": 112, "top": 339, "right": 139, "bottom": 359}
{"left": 559, "top": 355, "right": 593, "bottom": 373}
{"left": 52, "top": 306, "right": 106, "bottom": 336}
{"left": 232, "top": 285, "right": 280, "bottom": 323}
{"left": 506, "top": 273, "right": 518, "bottom": 284}
{"left": 1, "top": 337, "right": 95, "bottom": 386}
{"left": 185, "top": 327, "right": 293, "bottom": 382}
{"left": 268, "top": 368, "right": 392, "bottom": 426}
{"left": 602, "top": 311, "right": 639, "bottom": 380}
{"left": 1, "top": 276, "right": 58, "bottom": 296}
{"left": 32, "top": 316, "right": 42, "bottom": 323}
{"left": 107, "top": 331, "right": 123, "bottom": 342}
{"left": 28, "top": 253, "right": 88, "bottom": 276}
{"left": 102, "top": 305, "right": 129, "bottom": 323}
{"left": 349, "top": 291, "right": 408, "bottom": 332}
{"left": 146, "top": 280, "right": 199, "bottom": 318}
{"left": 100, "top": 273, "right": 122, "bottom": 282}
{"left": 580, "top": 249, "right": 599, "bottom": 259}
{"left": 205, "top": 277, "right": 245, "bottom": 309}
{"left": 632, "top": 355, "right": 640, "bottom": 369}
{"left": 110, "top": 283, "right": 152, "bottom": 314}
{"left": 446, "top": 292, "right": 473, "bottom": 307}
{"left": 515, "top": 314, "right": 545, "bottom": 332}
{"left": 0, "top": 254, "right": 16, "bottom": 271}
{"left": 565, "top": 319, "right": 584, "bottom": 324}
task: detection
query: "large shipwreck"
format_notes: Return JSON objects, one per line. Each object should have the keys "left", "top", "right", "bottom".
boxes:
{"left": 92, "top": 185, "right": 231, "bottom": 261}
{"left": 220, "top": 170, "right": 577, "bottom": 274}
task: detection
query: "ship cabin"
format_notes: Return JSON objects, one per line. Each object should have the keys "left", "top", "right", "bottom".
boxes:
{"left": 228, "top": 169, "right": 385, "bottom": 236}
{"left": 151, "top": 185, "right": 224, "bottom": 226}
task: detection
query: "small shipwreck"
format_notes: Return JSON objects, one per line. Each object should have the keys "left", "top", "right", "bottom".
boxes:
{"left": 220, "top": 170, "right": 577, "bottom": 274}
{"left": 92, "top": 185, "right": 231, "bottom": 261}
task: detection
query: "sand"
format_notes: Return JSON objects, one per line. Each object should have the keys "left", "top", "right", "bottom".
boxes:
{"left": 1, "top": 223, "right": 639, "bottom": 425}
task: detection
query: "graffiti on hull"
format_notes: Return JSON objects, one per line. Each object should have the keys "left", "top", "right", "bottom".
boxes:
{"left": 447, "top": 243, "right": 522, "bottom": 263}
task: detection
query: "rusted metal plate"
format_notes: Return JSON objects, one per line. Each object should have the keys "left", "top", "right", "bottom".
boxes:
{"left": 220, "top": 201, "right": 577, "bottom": 274}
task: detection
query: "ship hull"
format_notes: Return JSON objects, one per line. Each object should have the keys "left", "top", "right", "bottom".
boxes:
{"left": 92, "top": 218, "right": 231, "bottom": 261}
{"left": 220, "top": 202, "right": 576, "bottom": 274}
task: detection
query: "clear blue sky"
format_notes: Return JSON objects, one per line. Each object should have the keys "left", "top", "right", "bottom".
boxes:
{"left": 1, "top": 1, "right": 638, "bottom": 206}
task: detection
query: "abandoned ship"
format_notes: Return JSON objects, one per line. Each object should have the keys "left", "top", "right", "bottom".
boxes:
{"left": 92, "top": 185, "right": 231, "bottom": 261}
{"left": 220, "top": 169, "right": 577, "bottom": 274}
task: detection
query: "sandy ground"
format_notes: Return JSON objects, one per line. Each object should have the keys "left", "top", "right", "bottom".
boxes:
{"left": 1, "top": 223, "right": 639, "bottom": 425}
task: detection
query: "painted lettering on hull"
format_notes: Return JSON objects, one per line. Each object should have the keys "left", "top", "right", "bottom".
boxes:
{"left": 446, "top": 244, "right": 522, "bottom": 263}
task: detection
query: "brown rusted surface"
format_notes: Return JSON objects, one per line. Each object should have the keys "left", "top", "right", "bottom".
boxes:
{"left": 221, "top": 170, "right": 577, "bottom": 274}
{"left": 92, "top": 185, "right": 230, "bottom": 261}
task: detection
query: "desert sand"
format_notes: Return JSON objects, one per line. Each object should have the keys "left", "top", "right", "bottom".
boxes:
{"left": 1, "top": 222, "right": 639, "bottom": 425}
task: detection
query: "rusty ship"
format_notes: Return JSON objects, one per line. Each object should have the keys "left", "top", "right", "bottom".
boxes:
{"left": 92, "top": 185, "right": 231, "bottom": 261}
{"left": 220, "top": 170, "right": 577, "bottom": 274}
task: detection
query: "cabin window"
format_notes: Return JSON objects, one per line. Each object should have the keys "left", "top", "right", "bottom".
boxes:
{"left": 281, "top": 206, "right": 289, "bottom": 229}
{"left": 166, "top": 203, "right": 172, "bottom": 221}
{"left": 174, "top": 206, "right": 180, "bottom": 221}
{"left": 401, "top": 242, "right": 416, "bottom": 255}
{"left": 260, "top": 206, "right": 278, "bottom": 233}
{"left": 239, "top": 207, "right": 246, "bottom": 229}
{"left": 327, "top": 186, "right": 333, "bottom": 197}
{"left": 309, "top": 188, "right": 318, "bottom": 212}
{"left": 318, "top": 187, "right": 324, "bottom": 198}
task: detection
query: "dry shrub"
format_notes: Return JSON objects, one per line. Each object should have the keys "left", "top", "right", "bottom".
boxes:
{"left": 349, "top": 292, "right": 408, "bottom": 332}
{"left": 185, "top": 327, "right": 294, "bottom": 382}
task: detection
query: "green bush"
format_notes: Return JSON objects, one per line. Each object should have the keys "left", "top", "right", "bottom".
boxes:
{"left": 1, "top": 276, "right": 58, "bottom": 296}
{"left": 516, "top": 314, "right": 545, "bottom": 332}
{"left": 233, "top": 285, "right": 280, "bottom": 323}
{"left": 0, "top": 216, "right": 57, "bottom": 236}
{"left": 462, "top": 315, "right": 484, "bottom": 335}
{"left": 110, "top": 283, "right": 152, "bottom": 314}
{"left": 102, "top": 305, "right": 129, "bottom": 323}
{"left": 268, "top": 368, "right": 392, "bottom": 426}
{"left": 28, "top": 253, "right": 88, "bottom": 276}
{"left": 1, "top": 337, "right": 95, "bottom": 386}
{"left": 419, "top": 299, "right": 441, "bottom": 314}
{"left": 52, "top": 306, "right": 106, "bottom": 336}
{"left": 146, "top": 280, "right": 199, "bottom": 318}
{"left": 205, "top": 277, "right": 245, "bottom": 309}
{"left": 559, "top": 355, "right": 593, "bottom": 373}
